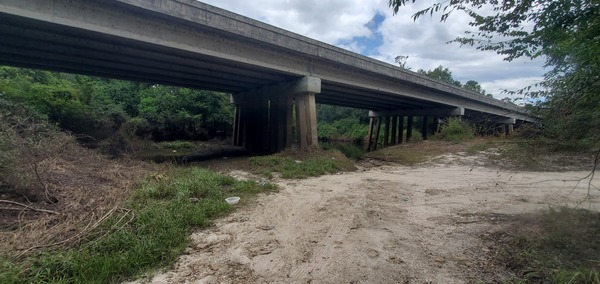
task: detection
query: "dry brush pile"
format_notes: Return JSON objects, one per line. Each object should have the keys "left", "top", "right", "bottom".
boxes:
{"left": 0, "top": 99, "right": 157, "bottom": 258}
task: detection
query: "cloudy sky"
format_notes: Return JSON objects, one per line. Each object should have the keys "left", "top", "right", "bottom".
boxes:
{"left": 200, "top": 0, "right": 546, "bottom": 101}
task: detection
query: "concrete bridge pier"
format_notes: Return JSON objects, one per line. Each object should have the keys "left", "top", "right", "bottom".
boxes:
{"left": 406, "top": 116, "right": 414, "bottom": 142}
{"left": 421, "top": 116, "right": 429, "bottom": 140}
{"left": 367, "top": 107, "right": 465, "bottom": 151}
{"left": 501, "top": 118, "right": 516, "bottom": 136}
{"left": 506, "top": 123, "right": 514, "bottom": 136}
{"left": 398, "top": 116, "right": 405, "bottom": 144}
{"left": 232, "top": 76, "right": 321, "bottom": 153}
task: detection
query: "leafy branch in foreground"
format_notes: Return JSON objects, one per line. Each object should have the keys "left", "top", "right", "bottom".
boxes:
{"left": 388, "top": 0, "right": 600, "bottom": 143}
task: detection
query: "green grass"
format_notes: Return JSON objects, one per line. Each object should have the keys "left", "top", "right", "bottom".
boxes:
{"left": 366, "top": 147, "right": 430, "bottom": 165}
{"left": 492, "top": 207, "right": 600, "bottom": 283}
{"left": 364, "top": 141, "right": 464, "bottom": 165}
{"left": 157, "top": 140, "right": 197, "bottom": 150}
{"left": 320, "top": 142, "right": 366, "bottom": 160}
{"left": 493, "top": 138, "right": 595, "bottom": 171}
{"left": 466, "top": 140, "right": 496, "bottom": 154}
{"left": 249, "top": 149, "right": 356, "bottom": 179}
{"left": 1, "top": 167, "right": 276, "bottom": 283}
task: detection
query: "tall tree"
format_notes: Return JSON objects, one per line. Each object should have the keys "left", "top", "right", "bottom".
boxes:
{"left": 463, "top": 80, "right": 491, "bottom": 97}
{"left": 418, "top": 65, "right": 462, "bottom": 86}
{"left": 394, "top": 55, "right": 411, "bottom": 70}
{"left": 388, "top": 0, "right": 600, "bottom": 143}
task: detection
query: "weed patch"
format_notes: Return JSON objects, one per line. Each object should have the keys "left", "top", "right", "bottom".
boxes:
{"left": 157, "top": 140, "right": 197, "bottom": 150}
{"left": 488, "top": 207, "right": 600, "bottom": 283}
{"left": 2, "top": 167, "right": 275, "bottom": 283}
{"left": 365, "top": 141, "right": 469, "bottom": 165}
{"left": 434, "top": 118, "right": 475, "bottom": 142}
{"left": 249, "top": 149, "right": 356, "bottom": 179}
{"left": 320, "top": 142, "right": 365, "bottom": 160}
{"left": 494, "top": 139, "right": 595, "bottom": 171}
{"left": 466, "top": 140, "right": 496, "bottom": 154}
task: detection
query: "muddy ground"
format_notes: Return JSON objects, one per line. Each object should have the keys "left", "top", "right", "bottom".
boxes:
{"left": 135, "top": 154, "right": 599, "bottom": 284}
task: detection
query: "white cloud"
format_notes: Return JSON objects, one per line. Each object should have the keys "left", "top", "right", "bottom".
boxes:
{"left": 199, "top": 0, "right": 380, "bottom": 43}
{"left": 481, "top": 76, "right": 545, "bottom": 99}
{"left": 197, "top": 0, "right": 547, "bottom": 100}
{"left": 335, "top": 41, "right": 366, "bottom": 54}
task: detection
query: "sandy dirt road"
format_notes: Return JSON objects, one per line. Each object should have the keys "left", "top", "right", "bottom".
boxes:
{"left": 139, "top": 161, "right": 599, "bottom": 284}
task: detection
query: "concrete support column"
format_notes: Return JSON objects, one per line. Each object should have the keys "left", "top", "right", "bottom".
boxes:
{"left": 505, "top": 123, "right": 514, "bottom": 136}
{"left": 232, "top": 103, "right": 243, "bottom": 146}
{"left": 398, "top": 116, "right": 404, "bottom": 144}
{"left": 406, "top": 116, "right": 414, "bottom": 142}
{"left": 421, "top": 116, "right": 428, "bottom": 140}
{"left": 383, "top": 116, "right": 390, "bottom": 147}
{"left": 374, "top": 117, "right": 382, "bottom": 150}
{"left": 232, "top": 76, "right": 320, "bottom": 153}
{"left": 390, "top": 116, "right": 397, "bottom": 145}
{"left": 269, "top": 95, "right": 293, "bottom": 152}
{"left": 367, "top": 116, "right": 382, "bottom": 152}
{"left": 367, "top": 117, "right": 375, "bottom": 151}
{"left": 245, "top": 98, "right": 269, "bottom": 152}
{"left": 294, "top": 92, "right": 318, "bottom": 149}
{"left": 366, "top": 108, "right": 466, "bottom": 146}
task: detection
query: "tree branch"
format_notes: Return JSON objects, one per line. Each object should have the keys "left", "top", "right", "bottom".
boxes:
{"left": 0, "top": 200, "right": 59, "bottom": 214}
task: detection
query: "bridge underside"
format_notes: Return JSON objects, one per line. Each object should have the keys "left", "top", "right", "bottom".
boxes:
{"left": 0, "top": 0, "right": 537, "bottom": 153}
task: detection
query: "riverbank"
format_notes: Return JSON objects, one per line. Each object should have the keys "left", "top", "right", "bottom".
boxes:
{"left": 135, "top": 151, "right": 600, "bottom": 283}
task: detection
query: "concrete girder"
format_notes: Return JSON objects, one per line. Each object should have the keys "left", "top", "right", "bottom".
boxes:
{"left": 0, "top": 41, "right": 260, "bottom": 89}
{"left": 0, "top": 21, "right": 291, "bottom": 87}
{"left": 0, "top": 0, "right": 310, "bottom": 77}
{"left": 108, "top": 0, "right": 522, "bottom": 116}
{"left": 316, "top": 95, "right": 412, "bottom": 111}
{"left": 369, "top": 107, "right": 465, "bottom": 118}
{"left": 321, "top": 84, "right": 437, "bottom": 107}
{"left": 0, "top": 45, "right": 257, "bottom": 91}
{"left": 0, "top": 0, "right": 537, "bottom": 124}
{"left": 233, "top": 76, "right": 321, "bottom": 103}
{"left": 0, "top": 22, "right": 290, "bottom": 83}
{"left": 0, "top": 59, "right": 242, "bottom": 93}
{"left": 313, "top": 62, "right": 532, "bottom": 121}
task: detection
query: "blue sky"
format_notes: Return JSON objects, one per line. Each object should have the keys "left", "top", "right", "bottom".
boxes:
{"left": 199, "top": 0, "right": 546, "bottom": 103}
{"left": 338, "top": 12, "right": 385, "bottom": 56}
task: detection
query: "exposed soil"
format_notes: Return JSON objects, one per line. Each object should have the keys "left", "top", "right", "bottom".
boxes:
{"left": 3, "top": 137, "right": 597, "bottom": 283}
{"left": 136, "top": 154, "right": 599, "bottom": 283}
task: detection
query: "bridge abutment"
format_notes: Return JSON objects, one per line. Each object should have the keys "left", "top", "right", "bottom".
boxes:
{"left": 232, "top": 76, "right": 321, "bottom": 153}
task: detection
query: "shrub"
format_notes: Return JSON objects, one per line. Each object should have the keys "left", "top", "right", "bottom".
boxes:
{"left": 435, "top": 118, "right": 475, "bottom": 142}
{"left": 249, "top": 149, "right": 356, "bottom": 178}
{"left": 317, "top": 117, "right": 369, "bottom": 142}
{"left": 2, "top": 167, "right": 276, "bottom": 283}
{"left": 0, "top": 99, "right": 68, "bottom": 201}
{"left": 406, "top": 129, "right": 423, "bottom": 143}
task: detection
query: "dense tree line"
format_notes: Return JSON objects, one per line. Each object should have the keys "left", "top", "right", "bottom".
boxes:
{"left": 0, "top": 67, "right": 233, "bottom": 143}
{"left": 0, "top": 65, "right": 517, "bottom": 148}
{"left": 317, "top": 104, "right": 370, "bottom": 142}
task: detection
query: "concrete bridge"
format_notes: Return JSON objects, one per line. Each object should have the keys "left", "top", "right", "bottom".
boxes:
{"left": 0, "top": 0, "right": 537, "bottom": 153}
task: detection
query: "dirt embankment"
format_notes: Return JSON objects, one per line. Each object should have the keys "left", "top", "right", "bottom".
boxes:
{"left": 137, "top": 159, "right": 598, "bottom": 283}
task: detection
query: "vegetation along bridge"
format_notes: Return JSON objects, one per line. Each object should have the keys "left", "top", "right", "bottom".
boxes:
{"left": 0, "top": 0, "right": 538, "bottom": 153}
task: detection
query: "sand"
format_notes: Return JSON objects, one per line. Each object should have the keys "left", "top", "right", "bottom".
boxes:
{"left": 136, "top": 160, "right": 599, "bottom": 283}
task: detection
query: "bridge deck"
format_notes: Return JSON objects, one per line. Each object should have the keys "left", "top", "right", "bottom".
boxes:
{"left": 0, "top": 0, "right": 536, "bottom": 122}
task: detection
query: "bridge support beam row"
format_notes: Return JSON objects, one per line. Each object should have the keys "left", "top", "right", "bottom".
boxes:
{"left": 471, "top": 117, "right": 516, "bottom": 137}
{"left": 232, "top": 76, "right": 321, "bottom": 153}
{"left": 367, "top": 107, "right": 465, "bottom": 152}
